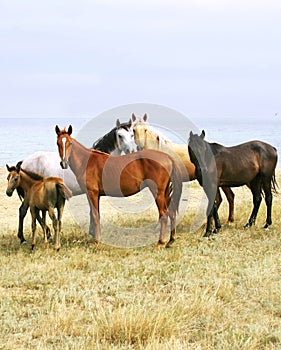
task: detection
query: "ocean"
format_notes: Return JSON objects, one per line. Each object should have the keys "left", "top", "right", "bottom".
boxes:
{"left": 1, "top": 115, "right": 280, "bottom": 168}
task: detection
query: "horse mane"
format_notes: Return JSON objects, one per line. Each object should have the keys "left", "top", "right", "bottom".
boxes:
{"left": 21, "top": 168, "right": 45, "bottom": 181}
{"left": 92, "top": 122, "right": 131, "bottom": 152}
{"left": 145, "top": 124, "right": 171, "bottom": 146}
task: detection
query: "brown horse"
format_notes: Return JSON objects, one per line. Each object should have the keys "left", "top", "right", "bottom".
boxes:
{"left": 188, "top": 130, "right": 278, "bottom": 237}
{"left": 6, "top": 161, "right": 52, "bottom": 244}
{"left": 55, "top": 125, "right": 182, "bottom": 247}
{"left": 6, "top": 163, "right": 72, "bottom": 250}
{"left": 132, "top": 113, "right": 236, "bottom": 223}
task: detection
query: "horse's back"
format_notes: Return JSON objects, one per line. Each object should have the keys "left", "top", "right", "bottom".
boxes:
{"left": 22, "top": 151, "right": 83, "bottom": 195}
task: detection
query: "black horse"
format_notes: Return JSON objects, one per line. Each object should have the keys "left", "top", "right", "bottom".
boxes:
{"left": 188, "top": 130, "right": 278, "bottom": 237}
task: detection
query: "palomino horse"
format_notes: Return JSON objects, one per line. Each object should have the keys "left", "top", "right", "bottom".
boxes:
{"left": 6, "top": 163, "right": 72, "bottom": 249}
{"left": 55, "top": 125, "right": 182, "bottom": 247}
{"left": 188, "top": 130, "right": 278, "bottom": 237}
{"left": 132, "top": 113, "right": 236, "bottom": 223}
{"left": 14, "top": 119, "right": 135, "bottom": 242}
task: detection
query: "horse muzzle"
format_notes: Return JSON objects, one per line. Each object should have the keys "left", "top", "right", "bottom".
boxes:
{"left": 60, "top": 160, "right": 69, "bottom": 169}
{"left": 6, "top": 188, "right": 14, "bottom": 197}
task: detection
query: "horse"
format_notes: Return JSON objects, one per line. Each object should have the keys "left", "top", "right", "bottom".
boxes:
{"left": 132, "top": 113, "right": 236, "bottom": 223}
{"left": 6, "top": 163, "right": 72, "bottom": 250}
{"left": 55, "top": 125, "right": 183, "bottom": 247}
{"left": 12, "top": 119, "right": 135, "bottom": 242}
{"left": 188, "top": 130, "right": 278, "bottom": 237}
{"left": 22, "top": 119, "right": 135, "bottom": 195}
{"left": 93, "top": 118, "right": 135, "bottom": 155}
{"left": 6, "top": 161, "right": 51, "bottom": 243}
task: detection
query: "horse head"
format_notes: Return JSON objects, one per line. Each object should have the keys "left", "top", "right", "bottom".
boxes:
{"left": 188, "top": 130, "right": 210, "bottom": 184}
{"left": 131, "top": 113, "right": 149, "bottom": 151}
{"left": 6, "top": 161, "right": 22, "bottom": 197}
{"left": 55, "top": 125, "right": 73, "bottom": 169}
{"left": 115, "top": 118, "right": 135, "bottom": 154}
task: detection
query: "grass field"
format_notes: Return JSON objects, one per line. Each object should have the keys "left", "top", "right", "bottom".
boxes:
{"left": 1, "top": 168, "right": 281, "bottom": 349}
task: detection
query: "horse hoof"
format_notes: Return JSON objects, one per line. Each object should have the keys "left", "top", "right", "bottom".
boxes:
{"left": 213, "top": 228, "right": 220, "bottom": 234}
{"left": 20, "top": 240, "right": 27, "bottom": 245}
{"left": 165, "top": 243, "right": 174, "bottom": 249}
{"left": 155, "top": 240, "right": 166, "bottom": 249}
{"left": 203, "top": 231, "right": 212, "bottom": 238}
{"left": 263, "top": 223, "right": 270, "bottom": 230}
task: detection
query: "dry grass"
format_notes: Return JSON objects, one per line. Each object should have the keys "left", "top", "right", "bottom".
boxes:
{"left": 1, "top": 169, "right": 281, "bottom": 349}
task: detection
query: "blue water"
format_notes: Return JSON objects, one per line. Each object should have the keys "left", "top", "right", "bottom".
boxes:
{"left": 1, "top": 116, "right": 280, "bottom": 168}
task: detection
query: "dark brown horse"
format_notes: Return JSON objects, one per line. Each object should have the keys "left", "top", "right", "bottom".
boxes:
{"left": 132, "top": 113, "right": 236, "bottom": 223}
{"left": 6, "top": 163, "right": 72, "bottom": 250}
{"left": 55, "top": 125, "right": 182, "bottom": 247}
{"left": 188, "top": 130, "right": 278, "bottom": 237}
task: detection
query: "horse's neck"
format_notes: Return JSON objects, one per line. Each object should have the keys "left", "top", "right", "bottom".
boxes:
{"left": 146, "top": 130, "right": 172, "bottom": 150}
{"left": 19, "top": 171, "right": 39, "bottom": 192}
{"left": 110, "top": 148, "right": 121, "bottom": 156}
{"left": 94, "top": 129, "right": 117, "bottom": 154}
{"left": 69, "top": 139, "right": 92, "bottom": 177}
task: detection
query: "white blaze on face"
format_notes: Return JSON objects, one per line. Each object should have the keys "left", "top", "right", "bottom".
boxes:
{"left": 62, "top": 137, "right": 67, "bottom": 159}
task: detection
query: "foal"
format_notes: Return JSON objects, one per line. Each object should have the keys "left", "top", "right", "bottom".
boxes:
{"left": 6, "top": 163, "right": 72, "bottom": 250}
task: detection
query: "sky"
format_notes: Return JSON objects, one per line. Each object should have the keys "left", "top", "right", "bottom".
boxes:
{"left": 0, "top": 0, "right": 280, "bottom": 119}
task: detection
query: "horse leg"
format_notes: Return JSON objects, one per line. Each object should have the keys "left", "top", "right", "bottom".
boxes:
{"left": 87, "top": 191, "right": 100, "bottom": 243}
{"left": 262, "top": 176, "right": 273, "bottom": 229}
{"left": 166, "top": 210, "right": 177, "bottom": 248}
{"left": 154, "top": 190, "right": 169, "bottom": 247}
{"left": 30, "top": 207, "right": 38, "bottom": 250}
{"left": 36, "top": 210, "right": 51, "bottom": 240}
{"left": 34, "top": 210, "right": 49, "bottom": 248}
{"left": 56, "top": 200, "right": 66, "bottom": 250}
{"left": 203, "top": 182, "right": 218, "bottom": 237}
{"left": 212, "top": 201, "right": 222, "bottom": 234}
{"left": 204, "top": 202, "right": 214, "bottom": 237}
{"left": 221, "top": 186, "right": 235, "bottom": 223}
{"left": 48, "top": 207, "right": 60, "bottom": 250}
{"left": 18, "top": 201, "right": 29, "bottom": 244}
{"left": 245, "top": 176, "right": 262, "bottom": 228}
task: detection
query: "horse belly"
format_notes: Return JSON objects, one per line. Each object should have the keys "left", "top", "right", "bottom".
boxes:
{"left": 219, "top": 162, "right": 259, "bottom": 187}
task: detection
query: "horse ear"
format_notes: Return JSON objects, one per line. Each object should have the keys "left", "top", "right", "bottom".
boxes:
{"left": 131, "top": 113, "right": 136, "bottom": 122}
{"left": 200, "top": 130, "right": 205, "bottom": 139}
{"left": 189, "top": 131, "right": 194, "bottom": 138}
{"left": 68, "top": 125, "right": 73, "bottom": 135}
{"left": 143, "top": 114, "right": 148, "bottom": 122}
{"left": 6, "top": 164, "right": 11, "bottom": 172}
{"left": 116, "top": 119, "right": 121, "bottom": 128}
{"left": 128, "top": 118, "right": 132, "bottom": 127}
{"left": 55, "top": 125, "right": 60, "bottom": 135}
{"left": 16, "top": 161, "right": 22, "bottom": 172}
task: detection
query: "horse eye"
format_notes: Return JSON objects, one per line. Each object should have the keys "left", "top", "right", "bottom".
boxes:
{"left": 118, "top": 135, "right": 122, "bottom": 139}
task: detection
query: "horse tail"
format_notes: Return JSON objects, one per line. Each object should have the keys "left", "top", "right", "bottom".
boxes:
{"left": 271, "top": 172, "right": 279, "bottom": 194}
{"left": 56, "top": 182, "right": 73, "bottom": 200}
{"left": 169, "top": 160, "right": 183, "bottom": 213}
